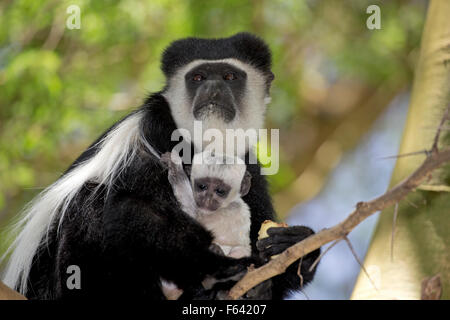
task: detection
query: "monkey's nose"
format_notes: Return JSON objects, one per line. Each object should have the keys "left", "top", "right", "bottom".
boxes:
{"left": 196, "top": 196, "right": 219, "bottom": 212}
{"left": 204, "top": 80, "right": 223, "bottom": 97}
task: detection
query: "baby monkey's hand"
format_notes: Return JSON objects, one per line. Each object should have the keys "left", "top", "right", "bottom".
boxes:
{"left": 160, "top": 152, "right": 185, "bottom": 185}
{"left": 160, "top": 152, "right": 183, "bottom": 169}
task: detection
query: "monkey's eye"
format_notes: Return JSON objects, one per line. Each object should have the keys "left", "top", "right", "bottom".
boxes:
{"left": 215, "top": 188, "right": 226, "bottom": 197}
{"left": 197, "top": 183, "right": 208, "bottom": 191}
{"left": 223, "top": 73, "right": 236, "bottom": 81}
{"left": 193, "top": 74, "right": 205, "bottom": 82}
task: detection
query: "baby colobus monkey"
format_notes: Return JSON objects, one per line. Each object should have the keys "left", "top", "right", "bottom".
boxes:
{"left": 161, "top": 151, "right": 252, "bottom": 259}
{"left": 160, "top": 151, "right": 252, "bottom": 300}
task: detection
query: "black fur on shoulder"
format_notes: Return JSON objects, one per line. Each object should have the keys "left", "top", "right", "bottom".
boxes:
{"left": 161, "top": 32, "right": 272, "bottom": 78}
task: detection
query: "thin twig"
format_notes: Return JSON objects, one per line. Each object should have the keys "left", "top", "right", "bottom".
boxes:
{"left": 417, "top": 184, "right": 450, "bottom": 192}
{"left": 377, "top": 150, "right": 429, "bottom": 160}
{"left": 421, "top": 125, "right": 450, "bottom": 131}
{"left": 297, "top": 257, "right": 304, "bottom": 288}
{"left": 405, "top": 198, "right": 418, "bottom": 209}
{"left": 391, "top": 203, "right": 399, "bottom": 262}
{"left": 308, "top": 240, "right": 340, "bottom": 272}
{"left": 343, "top": 236, "right": 378, "bottom": 291}
{"left": 432, "top": 104, "right": 450, "bottom": 153}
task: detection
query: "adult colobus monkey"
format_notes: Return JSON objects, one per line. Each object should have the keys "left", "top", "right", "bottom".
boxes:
{"left": 2, "top": 33, "right": 320, "bottom": 299}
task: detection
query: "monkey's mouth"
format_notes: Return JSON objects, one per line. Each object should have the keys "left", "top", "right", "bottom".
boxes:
{"left": 195, "top": 197, "right": 220, "bottom": 213}
{"left": 193, "top": 102, "right": 236, "bottom": 123}
{"left": 198, "top": 202, "right": 220, "bottom": 212}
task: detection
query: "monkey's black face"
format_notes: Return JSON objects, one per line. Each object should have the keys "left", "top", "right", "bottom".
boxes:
{"left": 193, "top": 177, "right": 231, "bottom": 212}
{"left": 185, "top": 63, "right": 247, "bottom": 123}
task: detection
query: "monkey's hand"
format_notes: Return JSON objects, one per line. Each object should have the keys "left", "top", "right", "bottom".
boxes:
{"left": 211, "top": 256, "right": 255, "bottom": 280}
{"left": 160, "top": 152, "right": 183, "bottom": 170}
{"left": 206, "top": 256, "right": 272, "bottom": 300}
{"left": 160, "top": 152, "right": 185, "bottom": 184}
{"left": 179, "top": 254, "right": 260, "bottom": 300}
{"left": 256, "top": 226, "right": 315, "bottom": 261}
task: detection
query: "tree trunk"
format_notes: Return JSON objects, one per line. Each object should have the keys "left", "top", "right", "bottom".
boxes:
{"left": 351, "top": 0, "right": 450, "bottom": 300}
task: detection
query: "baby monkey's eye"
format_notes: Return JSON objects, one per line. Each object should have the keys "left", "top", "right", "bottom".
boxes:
{"left": 215, "top": 188, "right": 226, "bottom": 197}
{"left": 197, "top": 183, "right": 208, "bottom": 191}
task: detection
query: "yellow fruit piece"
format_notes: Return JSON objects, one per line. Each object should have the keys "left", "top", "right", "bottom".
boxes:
{"left": 258, "top": 220, "right": 288, "bottom": 240}
{"left": 257, "top": 220, "right": 288, "bottom": 259}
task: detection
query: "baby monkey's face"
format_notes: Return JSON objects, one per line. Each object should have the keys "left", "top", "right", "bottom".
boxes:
{"left": 193, "top": 177, "right": 232, "bottom": 212}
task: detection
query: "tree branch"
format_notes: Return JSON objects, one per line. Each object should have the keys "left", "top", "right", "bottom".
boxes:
{"left": 228, "top": 110, "right": 450, "bottom": 300}
{"left": 0, "top": 281, "right": 26, "bottom": 300}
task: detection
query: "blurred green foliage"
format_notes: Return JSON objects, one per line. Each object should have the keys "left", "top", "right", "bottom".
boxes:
{"left": 0, "top": 0, "right": 426, "bottom": 230}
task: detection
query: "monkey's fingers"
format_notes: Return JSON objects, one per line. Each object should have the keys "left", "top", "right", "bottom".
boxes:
{"left": 266, "top": 225, "right": 315, "bottom": 238}
{"left": 258, "top": 243, "right": 291, "bottom": 260}
{"left": 212, "top": 257, "right": 254, "bottom": 279}
{"left": 160, "top": 152, "right": 173, "bottom": 168}
{"left": 257, "top": 229, "right": 314, "bottom": 260}
{"left": 256, "top": 234, "right": 307, "bottom": 254}
{"left": 161, "top": 152, "right": 185, "bottom": 175}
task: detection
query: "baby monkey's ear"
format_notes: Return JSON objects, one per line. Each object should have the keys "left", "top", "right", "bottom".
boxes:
{"left": 240, "top": 171, "right": 252, "bottom": 197}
